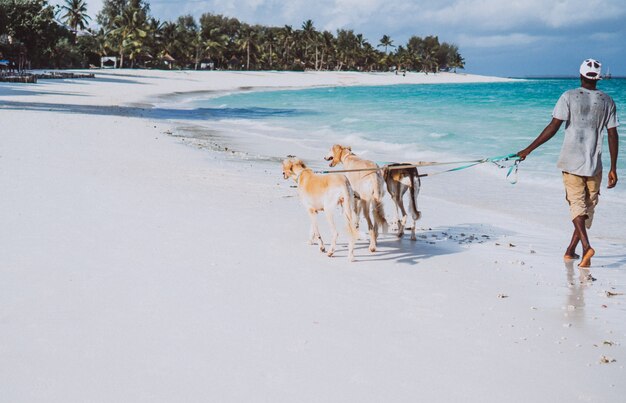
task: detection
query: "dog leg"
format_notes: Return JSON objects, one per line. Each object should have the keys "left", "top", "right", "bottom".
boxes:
{"left": 309, "top": 223, "right": 316, "bottom": 245}
{"left": 390, "top": 183, "right": 402, "bottom": 235}
{"left": 354, "top": 198, "right": 362, "bottom": 230}
{"left": 308, "top": 209, "right": 325, "bottom": 253}
{"left": 409, "top": 210, "right": 420, "bottom": 241}
{"left": 343, "top": 191, "right": 359, "bottom": 262}
{"left": 408, "top": 177, "right": 421, "bottom": 241}
{"left": 393, "top": 208, "right": 401, "bottom": 234}
{"left": 362, "top": 200, "right": 376, "bottom": 252}
{"left": 325, "top": 208, "right": 339, "bottom": 257}
{"left": 385, "top": 180, "right": 397, "bottom": 232}
{"left": 410, "top": 219, "right": 417, "bottom": 241}
{"left": 347, "top": 231, "right": 356, "bottom": 261}
{"left": 397, "top": 187, "right": 408, "bottom": 239}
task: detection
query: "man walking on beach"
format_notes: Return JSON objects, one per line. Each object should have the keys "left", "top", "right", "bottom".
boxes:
{"left": 517, "top": 58, "right": 619, "bottom": 268}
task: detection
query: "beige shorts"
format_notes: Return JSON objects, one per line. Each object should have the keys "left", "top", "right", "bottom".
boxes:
{"left": 562, "top": 171, "right": 602, "bottom": 229}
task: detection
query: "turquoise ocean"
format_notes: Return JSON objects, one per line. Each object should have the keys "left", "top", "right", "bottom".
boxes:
{"left": 168, "top": 77, "right": 626, "bottom": 242}
{"left": 183, "top": 78, "right": 623, "bottom": 178}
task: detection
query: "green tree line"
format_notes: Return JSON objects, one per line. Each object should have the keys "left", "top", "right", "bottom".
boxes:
{"left": 0, "top": 0, "right": 465, "bottom": 72}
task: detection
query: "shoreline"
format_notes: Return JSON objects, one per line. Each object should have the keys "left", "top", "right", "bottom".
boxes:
{"left": 1, "top": 69, "right": 624, "bottom": 402}
{"left": 148, "top": 71, "right": 519, "bottom": 109}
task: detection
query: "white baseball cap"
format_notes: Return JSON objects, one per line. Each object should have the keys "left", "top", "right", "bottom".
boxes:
{"left": 580, "top": 58, "right": 602, "bottom": 80}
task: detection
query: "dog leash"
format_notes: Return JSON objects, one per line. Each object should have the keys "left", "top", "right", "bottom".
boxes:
{"left": 316, "top": 158, "right": 487, "bottom": 174}
{"left": 314, "top": 153, "right": 521, "bottom": 183}
{"left": 414, "top": 154, "right": 521, "bottom": 181}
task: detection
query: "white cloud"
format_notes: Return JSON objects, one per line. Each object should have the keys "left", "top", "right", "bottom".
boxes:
{"left": 457, "top": 33, "right": 543, "bottom": 48}
{"left": 421, "top": 0, "right": 626, "bottom": 30}
{"left": 589, "top": 31, "right": 619, "bottom": 41}
{"left": 542, "top": 0, "right": 625, "bottom": 27}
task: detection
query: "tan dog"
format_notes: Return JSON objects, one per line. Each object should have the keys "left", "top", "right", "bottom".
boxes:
{"left": 282, "top": 158, "right": 359, "bottom": 261}
{"left": 324, "top": 145, "right": 388, "bottom": 252}
{"left": 383, "top": 164, "right": 422, "bottom": 240}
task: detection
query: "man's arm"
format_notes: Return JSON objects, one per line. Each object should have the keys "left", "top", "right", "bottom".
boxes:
{"left": 517, "top": 118, "right": 564, "bottom": 161}
{"left": 607, "top": 127, "right": 619, "bottom": 188}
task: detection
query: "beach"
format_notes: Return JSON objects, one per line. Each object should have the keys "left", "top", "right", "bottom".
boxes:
{"left": 1, "top": 70, "right": 624, "bottom": 402}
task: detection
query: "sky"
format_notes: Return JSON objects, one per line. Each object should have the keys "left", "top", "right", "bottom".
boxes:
{"left": 51, "top": 0, "right": 626, "bottom": 77}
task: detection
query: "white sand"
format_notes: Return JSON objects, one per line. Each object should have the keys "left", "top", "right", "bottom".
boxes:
{"left": 1, "top": 70, "right": 624, "bottom": 402}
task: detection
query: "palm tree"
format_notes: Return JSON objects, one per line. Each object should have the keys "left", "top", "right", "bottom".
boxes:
{"left": 319, "top": 30, "right": 335, "bottom": 70}
{"left": 354, "top": 33, "right": 369, "bottom": 69}
{"left": 436, "top": 42, "right": 464, "bottom": 72}
{"left": 279, "top": 25, "right": 295, "bottom": 68}
{"left": 395, "top": 45, "right": 411, "bottom": 72}
{"left": 450, "top": 52, "right": 465, "bottom": 73}
{"left": 236, "top": 27, "right": 257, "bottom": 70}
{"left": 110, "top": 3, "right": 149, "bottom": 68}
{"left": 421, "top": 35, "right": 440, "bottom": 72}
{"left": 158, "top": 21, "right": 178, "bottom": 61}
{"left": 125, "top": 14, "right": 150, "bottom": 68}
{"left": 59, "top": 0, "right": 91, "bottom": 42}
{"left": 262, "top": 28, "right": 279, "bottom": 69}
{"left": 93, "top": 27, "right": 112, "bottom": 60}
{"left": 361, "top": 43, "right": 379, "bottom": 71}
{"left": 144, "top": 18, "right": 165, "bottom": 68}
{"left": 173, "top": 15, "right": 198, "bottom": 68}
{"left": 301, "top": 19, "right": 317, "bottom": 68}
{"left": 377, "top": 34, "right": 394, "bottom": 54}
{"left": 336, "top": 29, "right": 357, "bottom": 70}
{"left": 204, "top": 27, "right": 229, "bottom": 69}
{"left": 406, "top": 35, "right": 438, "bottom": 71}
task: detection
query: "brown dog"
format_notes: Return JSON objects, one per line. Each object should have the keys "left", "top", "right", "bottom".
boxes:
{"left": 324, "top": 144, "right": 388, "bottom": 252}
{"left": 383, "top": 164, "right": 422, "bottom": 240}
{"left": 282, "top": 158, "right": 359, "bottom": 261}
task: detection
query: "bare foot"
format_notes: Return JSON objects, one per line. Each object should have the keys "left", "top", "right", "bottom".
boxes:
{"left": 563, "top": 253, "right": 580, "bottom": 261}
{"left": 578, "top": 248, "right": 595, "bottom": 268}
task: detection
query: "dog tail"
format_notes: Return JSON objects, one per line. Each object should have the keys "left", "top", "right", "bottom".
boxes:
{"left": 343, "top": 185, "right": 360, "bottom": 240}
{"left": 373, "top": 199, "right": 389, "bottom": 234}
{"left": 373, "top": 175, "right": 389, "bottom": 234}
{"left": 408, "top": 169, "right": 422, "bottom": 221}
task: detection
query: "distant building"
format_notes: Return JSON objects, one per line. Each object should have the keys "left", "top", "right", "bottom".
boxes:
{"left": 200, "top": 60, "right": 215, "bottom": 70}
{"left": 100, "top": 56, "right": 117, "bottom": 68}
{"left": 162, "top": 53, "right": 176, "bottom": 69}
{"left": 228, "top": 56, "right": 239, "bottom": 70}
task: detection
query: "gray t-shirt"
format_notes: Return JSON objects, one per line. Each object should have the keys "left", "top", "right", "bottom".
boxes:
{"left": 554, "top": 87, "right": 618, "bottom": 176}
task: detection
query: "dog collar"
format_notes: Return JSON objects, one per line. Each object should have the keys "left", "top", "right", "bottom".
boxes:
{"left": 294, "top": 168, "right": 310, "bottom": 184}
{"left": 340, "top": 149, "right": 354, "bottom": 163}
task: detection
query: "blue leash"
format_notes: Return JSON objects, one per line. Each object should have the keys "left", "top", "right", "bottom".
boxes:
{"left": 316, "top": 153, "right": 522, "bottom": 183}
{"left": 488, "top": 153, "right": 521, "bottom": 184}
{"left": 404, "top": 153, "right": 521, "bottom": 183}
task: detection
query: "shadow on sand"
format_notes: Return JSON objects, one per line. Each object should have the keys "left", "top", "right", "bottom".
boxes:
{"left": 332, "top": 223, "right": 516, "bottom": 265}
{"left": 88, "top": 71, "right": 172, "bottom": 80}
{"left": 0, "top": 87, "right": 89, "bottom": 97}
{"left": 84, "top": 76, "right": 148, "bottom": 85}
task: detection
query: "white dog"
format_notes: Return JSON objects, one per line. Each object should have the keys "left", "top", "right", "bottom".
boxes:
{"left": 324, "top": 144, "right": 388, "bottom": 252}
{"left": 282, "top": 158, "right": 359, "bottom": 261}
